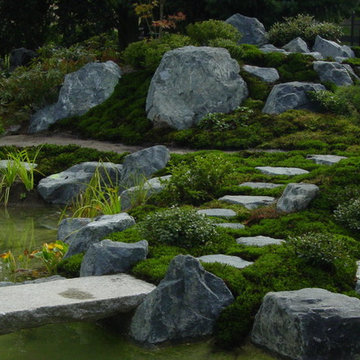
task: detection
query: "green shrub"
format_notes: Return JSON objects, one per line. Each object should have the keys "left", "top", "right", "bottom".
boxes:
{"left": 57, "top": 253, "right": 84, "bottom": 278}
{"left": 138, "top": 207, "right": 218, "bottom": 249}
{"left": 122, "top": 34, "right": 193, "bottom": 71}
{"left": 240, "top": 72, "right": 271, "bottom": 100}
{"left": 187, "top": 20, "right": 241, "bottom": 46}
{"left": 163, "top": 153, "right": 234, "bottom": 204}
{"left": 351, "top": 46, "right": 360, "bottom": 58}
{"left": 334, "top": 198, "right": 360, "bottom": 231}
{"left": 268, "top": 14, "right": 343, "bottom": 47}
{"left": 286, "top": 232, "right": 352, "bottom": 268}
{"left": 207, "top": 38, "right": 244, "bottom": 61}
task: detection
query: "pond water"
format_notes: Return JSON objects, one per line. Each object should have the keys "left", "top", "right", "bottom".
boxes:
{"left": 0, "top": 206, "right": 277, "bottom": 360}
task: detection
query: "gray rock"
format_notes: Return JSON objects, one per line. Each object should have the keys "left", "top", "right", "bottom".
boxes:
{"left": 64, "top": 213, "right": 135, "bottom": 258}
{"left": 259, "top": 44, "right": 288, "bottom": 54}
{"left": 343, "top": 64, "right": 360, "bottom": 81}
{"left": 225, "top": 13, "right": 267, "bottom": 46}
{"left": 256, "top": 166, "right": 309, "bottom": 176}
{"left": 312, "top": 35, "right": 355, "bottom": 59}
{"left": 277, "top": 183, "right": 319, "bottom": 213}
{"left": 197, "top": 208, "right": 237, "bottom": 218}
{"left": 242, "top": 65, "right": 279, "bottom": 83}
{"left": 130, "top": 255, "right": 234, "bottom": 344}
{"left": 10, "top": 48, "right": 37, "bottom": 69}
{"left": 313, "top": 61, "right": 353, "bottom": 86}
{"left": 0, "top": 276, "right": 65, "bottom": 287}
{"left": 218, "top": 195, "right": 275, "bottom": 209}
{"left": 239, "top": 182, "right": 282, "bottom": 189}
{"left": 198, "top": 254, "right": 253, "bottom": 269}
{"left": 0, "top": 274, "right": 155, "bottom": 335}
{"left": 282, "top": 37, "right": 310, "bottom": 53}
{"left": 37, "top": 161, "right": 123, "bottom": 205}
{"left": 307, "top": 154, "right": 347, "bottom": 165}
{"left": 122, "top": 146, "right": 170, "bottom": 186}
{"left": 251, "top": 288, "right": 360, "bottom": 360}
{"left": 120, "top": 175, "right": 171, "bottom": 210}
{"left": 29, "top": 61, "right": 121, "bottom": 133}
{"left": 146, "top": 46, "right": 248, "bottom": 130}
{"left": 80, "top": 239, "right": 148, "bottom": 276}
{"left": 304, "top": 52, "right": 324, "bottom": 60}
{"left": 262, "top": 82, "right": 326, "bottom": 115}
{"left": 215, "top": 223, "right": 245, "bottom": 229}
{"left": 57, "top": 218, "right": 92, "bottom": 244}
{"left": 236, "top": 235, "right": 285, "bottom": 247}
{"left": 0, "top": 160, "right": 37, "bottom": 171}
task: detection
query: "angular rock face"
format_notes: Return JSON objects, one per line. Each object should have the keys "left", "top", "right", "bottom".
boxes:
{"left": 242, "top": 65, "right": 279, "bottom": 83}
{"left": 122, "top": 146, "right": 170, "bottom": 186}
{"left": 259, "top": 44, "right": 288, "bottom": 54}
{"left": 57, "top": 218, "right": 92, "bottom": 244}
{"left": 277, "top": 183, "right": 319, "bottom": 213}
{"left": 120, "top": 175, "right": 171, "bottom": 210}
{"left": 64, "top": 213, "right": 136, "bottom": 258}
{"left": 10, "top": 48, "right": 37, "bottom": 68}
{"left": 262, "top": 82, "right": 326, "bottom": 115}
{"left": 251, "top": 288, "right": 360, "bottom": 360}
{"left": 313, "top": 35, "right": 355, "bottom": 59}
{"left": 80, "top": 239, "right": 148, "bottom": 276}
{"left": 37, "top": 162, "right": 123, "bottom": 205}
{"left": 29, "top": 61, "right": 121, "bottom": 133}
{"left": 225, "top": 13, "right": 267, "bottom": 46}
{"left": 146, "top": 46, "right": 248, "bottom": 130}
{"left": 313, "top": 61, "right": 353, "bottom": 86}
{"left": 282, "top": 37, "right": 310, "bottom": 53}
{"left": 130, "top": 255, "right": 234, "bottom": 345}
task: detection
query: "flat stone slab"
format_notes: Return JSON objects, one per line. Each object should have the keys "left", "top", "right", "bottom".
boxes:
{"left": 307, "top": 154, "right": 347, "bottom": 165}
{"left": 0, "top": 160, "right": 37, "bottom": 170}
{"left": 236, "top": 235, "right": 285, "bottom": 247}
{"left": 239, "top": 182, "right": 282, "bottom": 189}
{"left": 198, "top": 254, "right": 253, "bottom": 269}
{"left": 218, "top": 195, "right": 275, "bottom": 209}
{"left": 215, "top": 223, "right": 245, "bottom": 229}
{"left": 256, "top": 166, "right": 309, "bottom": 176}
{"left": 0, "top": 274, "right": 155, "bottom": 335}
{"left": 197, "top": 208, "right": 237, "bottom": 218}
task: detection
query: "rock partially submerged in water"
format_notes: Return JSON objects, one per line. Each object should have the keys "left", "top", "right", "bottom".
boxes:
{"left": 130, "top": 255, "right": 234, "bottom": 345}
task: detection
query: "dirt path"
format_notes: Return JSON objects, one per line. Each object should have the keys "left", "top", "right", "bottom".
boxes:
{"left": 0, "top": 134, "right": 194, "bottom": 154}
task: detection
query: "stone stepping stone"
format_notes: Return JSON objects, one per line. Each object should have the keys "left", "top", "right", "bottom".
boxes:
{"left": 307, "top": 154, "right": 347, "bottom": 166}
{"left": 236, "top": 235, "right": 285, "bottom": 247}
{"left": 197, "top": 208, "right": 237, "bottom": 218}
{"left": 218, "top": 195, "right": 275, "bottom": 209}
{"left": 215, "top": 223, "right": 245, "bottom": 229}
{"left": 256, "top": 166, "right": 309, "bottom": 176}
{"left": 239, "top": 182, "right": 282, "bottom": 189}
{"left": 198, "top": 254, "right": 253, "bottom": 269}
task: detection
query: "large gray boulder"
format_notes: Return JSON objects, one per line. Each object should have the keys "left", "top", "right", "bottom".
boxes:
{"left": 29, "top": 61, "right": 121, "bottom": 133}
{"left": 313, "top": 61, "right": 353, "bottom": 86}
{"left": 64, "top": 213, "right": 135, "bottom": 258}
{"left": 130, "top": 255, "right": 234, "bottom": 345}
{"left": 57, "top": 218, "right": 92, "bottom": 244}
{"left": 80, "top": 239, "right": 148, "bottom": 276}
{"left": 146, "top": 46, "right": 248, "bottom": 130}
{"left": 277, "top": 183, "right": 319, "bottom": 213}
{"left": 120, "top": 175, "right": 171, "bottom": 210}
{"left": 121, "top": 146, "right": 170, "bottom": 186}
{"left": 312, "top": 35, "right": 355, "bottom": 59}
{"left": 37, "top": 162, "right": 123, "bottom": 205}
{"left": 262, "top": 82, "right": 326, "bottom": 115}
{"left": 282, "top": 37, "right": 310, "bottom": 53}
{"left": 225, "top": 13, "right": 267, "bottom": 46}
{"left": 251, "top": 288, "right": 360, "bottom": 360}
{"left": 242, "top": 65, "right": 279, "bottom": 83}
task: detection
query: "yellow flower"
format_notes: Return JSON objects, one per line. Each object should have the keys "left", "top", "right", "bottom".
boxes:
{"left": 0, "top": 251, "right": 11, "bottom": 260}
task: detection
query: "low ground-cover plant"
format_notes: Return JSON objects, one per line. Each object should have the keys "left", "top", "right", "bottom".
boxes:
{"left": 334, "top": 198, "right": 360, "bottom": 231}
{"left": 268, "top": 14, "right": 343, "bottom": 47}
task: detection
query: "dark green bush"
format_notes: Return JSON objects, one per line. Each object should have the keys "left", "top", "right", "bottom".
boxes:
{"left": 57, "top": 253, "right": 84, "bottom": 277}
{"left": 351, "top": 46, "right": 360, "bottom": 58}
{"left": 138, "top": 207, "right": 218, "bottom": 249}
{"left": 307, "top": 90, "right": 351, "bottom": 115}
{"left": 186, "top": 20, "right": 241, "bottom": 46}
{"left": 268, "top": 14, "right": 343, "bottom": 47}
{"left": 122, "top": 34, "right": 193, "bottom": 71}
{"left": 334, "top": 199, "right": 360, "bottom": 231}
{"left": 207, "top": 38, "right": 244, "bottom": 61}
{"left": 277, "top": 53, "right": 318, "bottom": 82}
{"left": 240, "top": 72, "right": 271, "bottom": 101}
